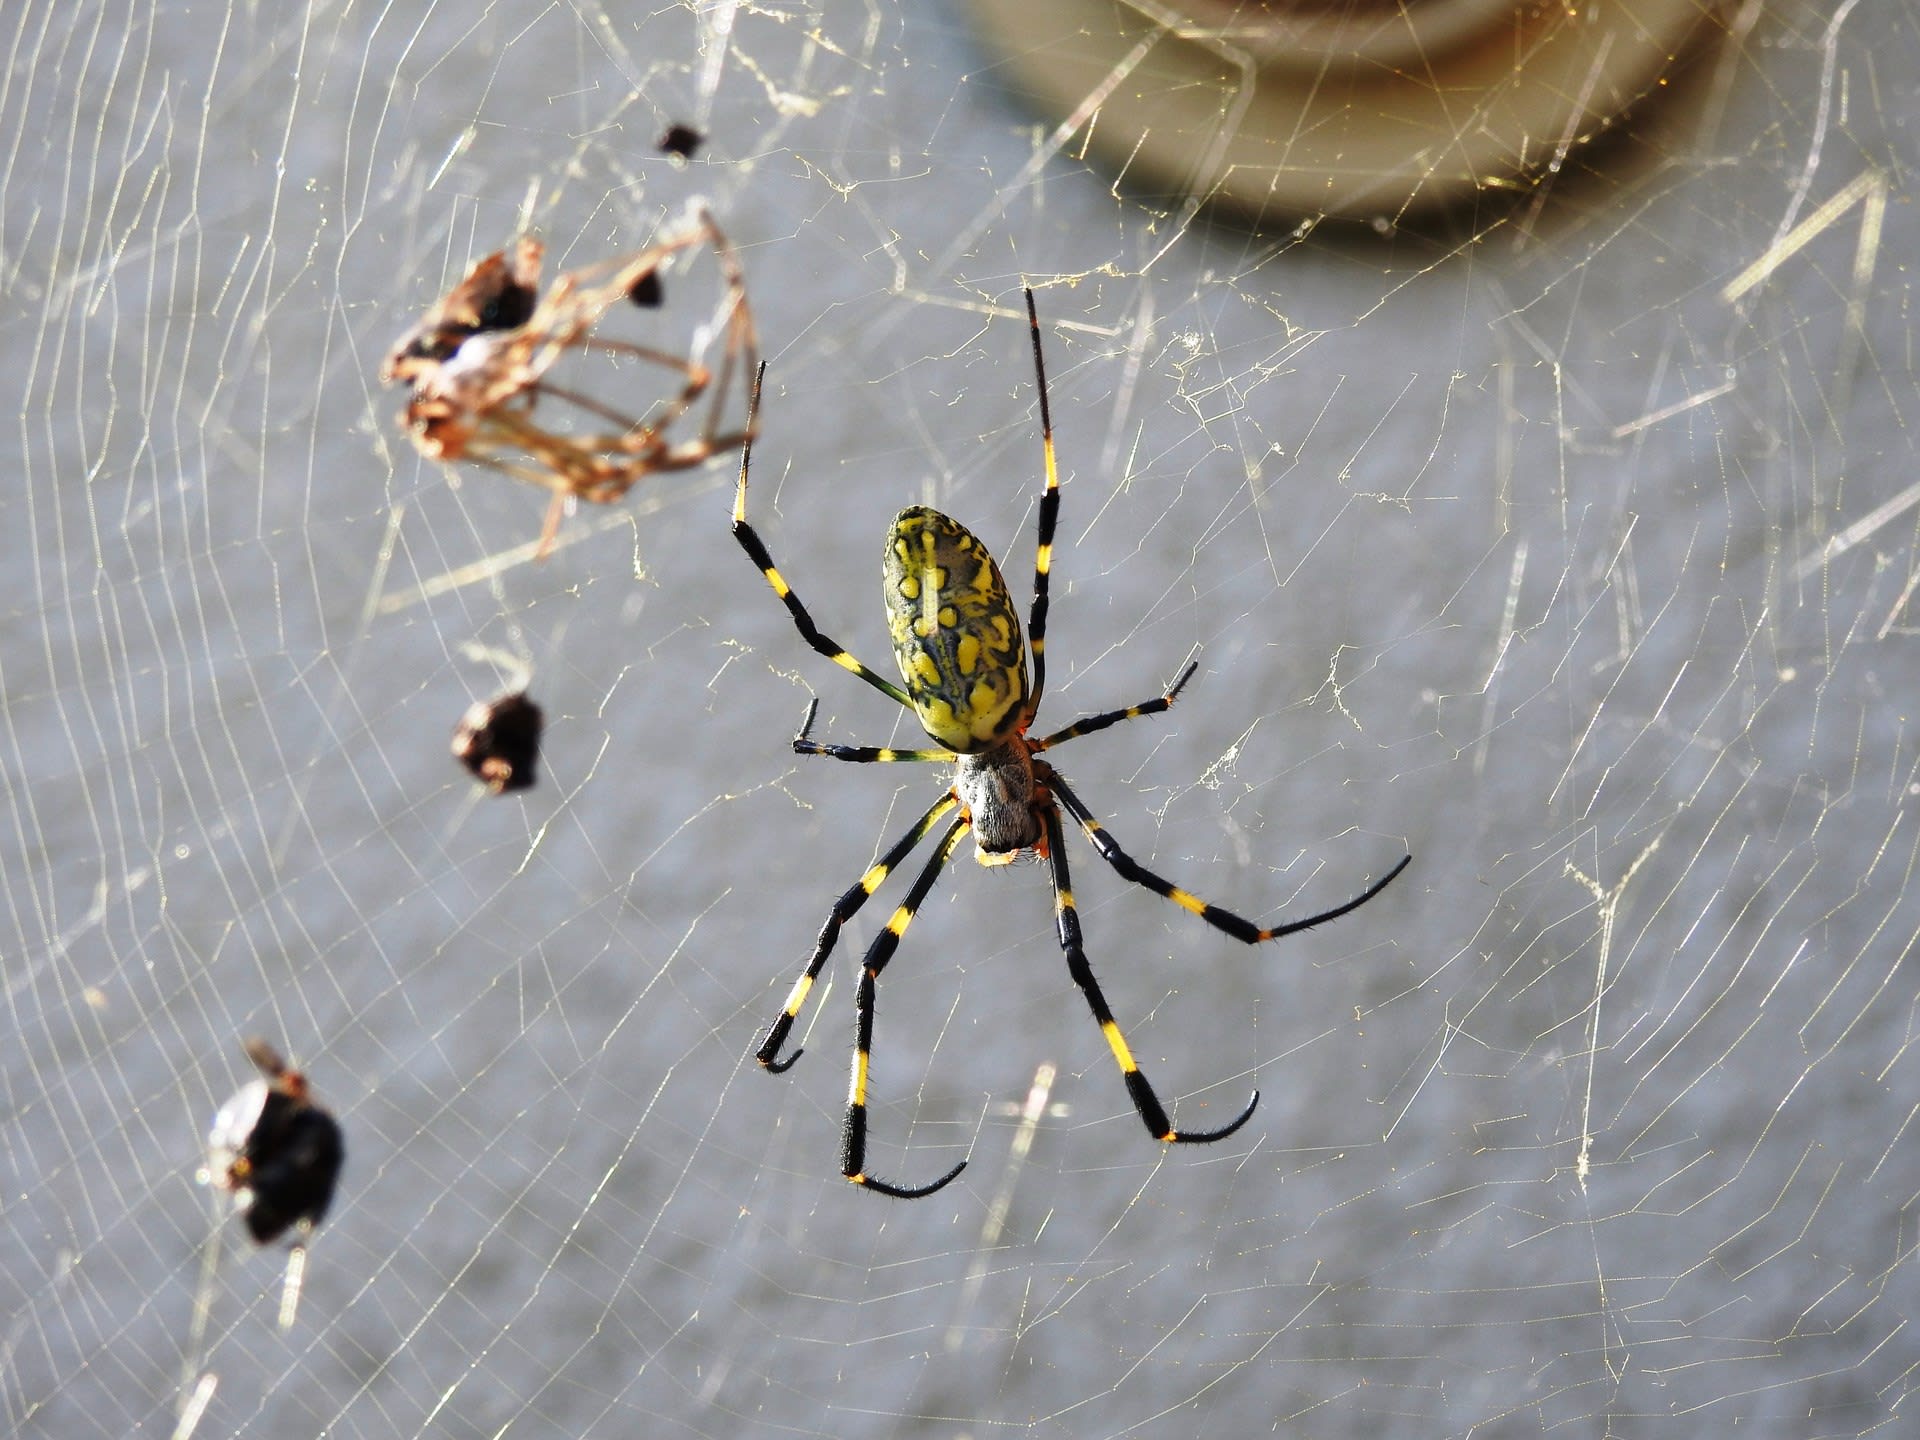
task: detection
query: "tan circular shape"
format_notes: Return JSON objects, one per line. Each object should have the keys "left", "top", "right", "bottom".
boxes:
{"left": 972, "top": 0, "right": 1721, "bottom": 222}
{"left": 1175, "top": 0, "right": 1536, "bottom": 73}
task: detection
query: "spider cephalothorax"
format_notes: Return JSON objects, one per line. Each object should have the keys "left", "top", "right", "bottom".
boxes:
{"left": 952, "top": 739, "right": 1044, "bottom": 857}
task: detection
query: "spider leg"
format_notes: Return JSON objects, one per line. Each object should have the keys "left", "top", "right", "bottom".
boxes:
{"left": 757, "top": 791, "right": 960, "bottom": 1072}
{"left": 1035, "top": 660, "right": 1199, "bottom": 752}
{"left": 791, "top": 698, "right": 956, "bottom": 765}
{"left": 571, "top": 339, "right": 711, "bottom": 373}
{"left": 691, "top": 206, "right": 757, "bottom": 449}
{"left": 842, "top": 814, "right": 973, "bottom": 1199}
{"left": 506, "top": 208, "right": 757, "bottom": 551}
{"left": 534, "top": 366, "right": 703, "bottom": 447}
{"left": 535, "top": 378, "right": 654, "bottom": 431}
{"left": 1021, "top": 287, "right": 1062, "bottom": 720}
{"left": 652, "top": 431, "right": 757, "bottom": 467}
{"left": 1040, "top": 803, "right": 1259, "bottom": 1145}
{"left": 1047, "top": 771, "right": 1411, "bottom": 942}
{"left": 538, "top": 494, "right": 567, "bottom": 561}
{"left": 731, "top": 363, "right": 915, "bottom": 711}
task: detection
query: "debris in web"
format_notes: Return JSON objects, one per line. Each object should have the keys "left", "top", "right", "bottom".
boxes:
{"left": 452, "top": 690, "right": 546, "bottom": 794}
{"left": 381, "top": 204, "right": 759, "bottom": 557}
{"left": 658, "top": 122, "right": 704, "bottom": 163}
{"left": 202, "top": 1039, "right": 344, "bottom": 1248}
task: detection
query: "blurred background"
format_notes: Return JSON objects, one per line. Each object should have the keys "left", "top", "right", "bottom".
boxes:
{"left": 5, "top": 1, "right": 1916, "bottom": 1435}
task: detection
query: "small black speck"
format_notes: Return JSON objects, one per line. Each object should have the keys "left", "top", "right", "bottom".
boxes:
{"left": 628, "top": 271, "right": 664, "bottom": 309}
{"left": 658, "top": 123, "right": 703, "bottom": 162}
{"left": 476, "top": 280, "right": 538, "bottom": 332}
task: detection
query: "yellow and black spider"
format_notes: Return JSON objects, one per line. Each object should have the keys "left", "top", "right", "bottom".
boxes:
{"left": 732, "top": 290, "right": 1410, "bottom": 1198}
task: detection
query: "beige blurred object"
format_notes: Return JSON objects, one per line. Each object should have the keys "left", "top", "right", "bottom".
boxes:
{"left": 972, "top": 0, "right": 1725, "bottom": 222}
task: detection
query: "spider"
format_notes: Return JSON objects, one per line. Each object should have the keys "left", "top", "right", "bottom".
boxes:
{"left": 731, "top": 290, "right": 1411, "bottom": 1198}
{"left": 382, "top": 205, "right": 758, "bottom": 556}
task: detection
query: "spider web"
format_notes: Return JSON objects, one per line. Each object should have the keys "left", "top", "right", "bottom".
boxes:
{"left": 5, "top": 1, "right": 1917, "bottom": 1435}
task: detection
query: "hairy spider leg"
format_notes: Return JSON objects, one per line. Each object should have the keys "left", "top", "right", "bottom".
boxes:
{"left": 757, "top": 791, "right": 960, "bottom": 1073}
{"left": 1034, "top": 660, "right": 1199, "bottom": 752}
{"left": 789, "top": 696, "right": 956, "bottom": 766}
{"left": 731, "top": 363, "right": 914, "bottom": 711}
{"left": 841, "top": 816, "right": 974, "bottom": 1198}
{"left": 1022, "top": 288, "right": 1061, "bottom": 722}
{"left": 1046, "top": 771, "right": 1413, "bottom": 943}
{"left": 1040, "top": 803, "right": 1259, "bottom": 1143}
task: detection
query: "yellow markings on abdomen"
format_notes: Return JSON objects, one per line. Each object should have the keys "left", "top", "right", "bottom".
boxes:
{"left": 918, "top": 555, "right": 942, "bottom": 633}
{"left": 882, "top": 506, "right": 1028, "bottom": 752}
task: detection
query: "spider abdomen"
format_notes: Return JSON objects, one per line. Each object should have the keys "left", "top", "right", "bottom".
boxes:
{"left": 883, "top": 506, "right": 1029, "bottom": 752}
